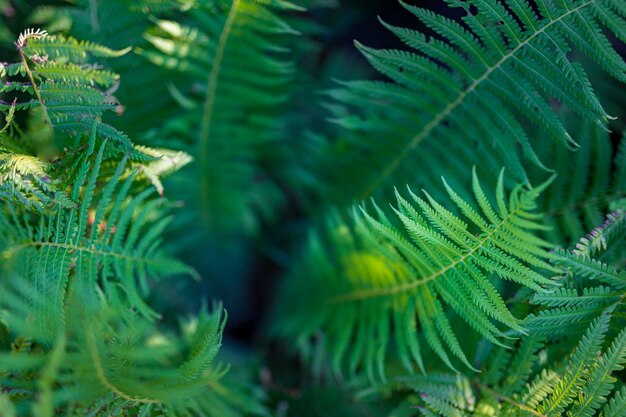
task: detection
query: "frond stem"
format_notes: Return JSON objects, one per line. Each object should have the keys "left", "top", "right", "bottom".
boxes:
{"left": 89, "top": 0, "right": 100, "bottom": 33}
{"left": 85, "top": 325, "right": 161, "bottom": 404}
{"left": 2, "top": 240, "right": 165, "bottom": 269}
{"left": 198, "top": 0, "right": 240, "bottom": 222}
{"left": 17, "top": 47, "right": 51, "bottom": 127}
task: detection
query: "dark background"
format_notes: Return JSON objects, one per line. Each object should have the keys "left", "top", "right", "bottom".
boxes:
{"left": 225, "top": 0, "right": 463, "bottom": 344}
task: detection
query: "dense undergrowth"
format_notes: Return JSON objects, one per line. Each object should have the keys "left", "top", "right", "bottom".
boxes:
{"left": 0, "top": 0, "right": 625, "bottom": 416}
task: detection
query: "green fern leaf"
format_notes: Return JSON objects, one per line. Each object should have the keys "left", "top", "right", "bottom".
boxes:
{"left": 276, "top": 170, "right": 556, "bottom": 377}
{"left": 0, "top": 105, "right": 73, "bottom": 212}
{"left": 3, "top": 30, "right": 136, "bottom": 154}
{"left": 141, "top": 0, "right": 302, "bottom": 234}
{"left": 326, "top": 0, "right": 626, "bottom": 200}
{"left": 526, "top": 208, "right": 626, "bottom": 338}
{"left": 394, "top": 311, "right": 624, "bottom": 416}
{"left": 604, "top": 386, "right": 626, "bottom": 417}
{"left": 0, "top": 282, "right": 260, "bottom": 417}
{"left": 0, "top": 127, "right": 195, "bottom": 324}
{"left": 568, "top": 326, "right": 626, "bottom": 417}
{"left": 39, "top": 0, "right": 186, "bottom": 133}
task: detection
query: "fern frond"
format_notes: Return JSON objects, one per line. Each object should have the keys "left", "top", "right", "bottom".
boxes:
{"left": 573, "top": 208, "right": 626, "bottom": 258}
{"left": 0, "top": 279, "right": 263, "bottom": 417}
{"left": 0, "top": 105, "right": 73, "bottom": 212}
{"left": 275, "top": 170, "right": 556, "bottom": 378}
{"left": 0, "top": 153, "right": 71, "bottom": 212}
{"left": 0, "top": 128, "right": 195, "bottom": 323}
{"left": 34, "top": 62, "right": 117, "bottom": 87}
{"left": 39, "top": 0, "right": 187, "bottom": 134}
{"left": 530, "top": 286, "right": 620, "bottom": 308}
{"left": 326, "top": 0, "right": 626, "bottom": 199}
{"left": 21, "top": 32, "right": 131, "bottom": 61}
{"left": 392, "top": 312, "right": 626, "bottom": 416}
{"left": 567, "top": 326, "right": 626, "bottom": 417}
{"left": 538, "top": 311, "right": 611, "bottom": 416}
{"left": 0, "top": 29, "right": 184, "bottom": 215}
{"left": 553, "top": 249, "right": 626, "bottom": 288}
{"left": 141, "top": 0, "right": 301, "bottom": 234}
{"left": 604, "top": 386, "right": 626, "bottom": 417}
{"left": 1, "top": 30, "right": 136, "bottom": 155}
{"left": 525, "top": 209, "right": 626, "bottom": 339}
{"left": 125, "top": 145, "right": 193, "bottom": 196}
{"left": 0, "top": 24, "right": 264, "bottom": 417}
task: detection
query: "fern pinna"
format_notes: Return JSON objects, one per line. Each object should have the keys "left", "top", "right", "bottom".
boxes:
{"left": 0, "top": 30, "right": 262, "bottom": 417}
{"left": 525, "top": 205, "right": 626, "bottom": 340}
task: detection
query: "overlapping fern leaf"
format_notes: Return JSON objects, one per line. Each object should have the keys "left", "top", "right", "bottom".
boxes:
{"left": 35, "top": 0, "right": 186, "bottom": 134}
{"left": 0, "top": 33, "right": 193, "bottom": 315}
{"left": 0, "top": 104, "right": 73, "bottom": 212}
{"left": 0, "top": 279, "right": 265, "bottom": 417}
{"left": 140, "top": 0, "right": 302, "bottom": 234}
{"left": 524, "top": 203, "right": 626, "bottom": 339}
{"left": 0, "top": 127, "right": 195, "bottom": 325}
{"left": 390, "top": 310, "right": 626, "bottom": 416}
{"left": 326, "top": 0, "right": 626, "bottom": 200}
{"left": 0, "top": 29, "right": 141, "bottom": 155}
{"left": 0, "top": 29, "right": 191, "bottom": 205}
{"left": 528, "top": 120, "right": 626, "bottom": 245}
{"left": 275, "top": 170, "right": 557, "bottom": 379}
{"left": 0, "top": 28, "right": 263, "bottom": 417}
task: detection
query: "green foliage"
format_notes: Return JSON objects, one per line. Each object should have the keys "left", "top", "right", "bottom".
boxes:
{"left": 34, "top": 0, "right": 185, "bottom": 134}
{"left": 1, "top": 130, "right": 194, "bottom": 322}
{"left": 525, "top": 206, "right": 626, "bottom": 339}
{"left": 0, "top": 115, "right": 73, "bottom": 211}
{"left": 349, "top": 194, "right": 626, "bottom": 416}
{"left": 275, "top": 170, "right": 557, "bottom": 378}
{"left": 0, "top": 28, "right": 263, "bottom": 416}
{"left": 1, "top": 282, "right": 248, "bottom": 417}
{"left": 1, "top": 0, "right": 626, "bottom": 416}
{"left": 388, "top": 311, "right": 626, "bottom": 416}
{"left": 529, "top": 119, "right": 626, "bottom": 245}
{"left": 140, "top": 0, "right": 303, "bottom": 235}
{"left": 325, "top": 0, "right": 626, "bottom": 200}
